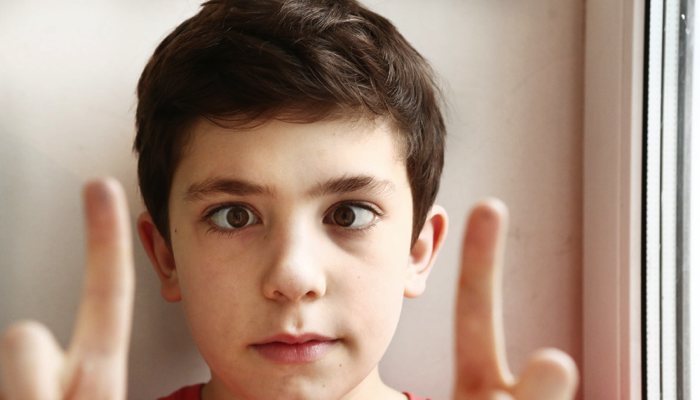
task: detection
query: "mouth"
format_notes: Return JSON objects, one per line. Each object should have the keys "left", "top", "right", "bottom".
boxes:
{"left": 251, "top": 334, "right": 340, "bottom": 364}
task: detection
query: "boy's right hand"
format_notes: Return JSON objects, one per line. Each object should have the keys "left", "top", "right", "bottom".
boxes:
{"left": 0, "top": 179, "right": 134, "bottom": 400}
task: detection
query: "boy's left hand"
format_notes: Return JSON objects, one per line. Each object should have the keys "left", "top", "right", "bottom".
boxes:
{"left": 454, "top": 200, "right": 579, "bottom": 400}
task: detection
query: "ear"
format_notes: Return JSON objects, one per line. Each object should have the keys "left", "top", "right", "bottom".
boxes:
{"left": 137, "top": 212, "right": 181, "bottom": 302}
{"left": 404, "top": 205, "right": 448, "bottom": 298}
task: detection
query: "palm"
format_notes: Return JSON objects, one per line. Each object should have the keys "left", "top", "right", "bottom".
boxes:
{"left": 0, "top": 179, "right": 133, "bottom": 400}
{"left": 454, "top": 200, "right": 578, "bottom": 400}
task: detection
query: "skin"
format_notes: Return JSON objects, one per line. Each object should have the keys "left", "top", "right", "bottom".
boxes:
{"left": 0, "top": 119, "right": 578, "bottom": 400}
{"left": 143, "top": 118, "right": 441, "bottom": 400}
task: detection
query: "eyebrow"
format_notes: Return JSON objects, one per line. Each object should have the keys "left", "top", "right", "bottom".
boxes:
{"left": 183, "top": 174, "right": 395, "bottom": 202}
{"left": 309, "top": 174, "right": 396, "bottom": 197}
{"left": 184, "top": 178, "right": 275, "bottom": 202}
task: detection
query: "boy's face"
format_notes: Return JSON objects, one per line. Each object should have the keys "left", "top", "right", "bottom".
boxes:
{"left": 143, "top": 117, "right": 439, "bottom": 399}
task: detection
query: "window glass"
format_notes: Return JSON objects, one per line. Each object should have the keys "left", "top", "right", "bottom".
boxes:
{"left": 644, "top": 0, "right": 693, "bottom": 398}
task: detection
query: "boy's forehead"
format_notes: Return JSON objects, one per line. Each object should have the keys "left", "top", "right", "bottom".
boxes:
{"left": 171, "top": 116, "right": 410, "bottom": 196}
{"left": 181, "top": 115, "right": 405, "bottom": 159}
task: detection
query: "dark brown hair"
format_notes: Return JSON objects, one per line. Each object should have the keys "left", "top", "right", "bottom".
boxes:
{"left": 134, "top": 0, "right": 445, "bottom": 245}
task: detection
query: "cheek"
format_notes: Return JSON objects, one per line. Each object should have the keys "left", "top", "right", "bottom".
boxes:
{"left": 172, "top": 226, "right": 255, "bottom": 297}
{"left": 335, "top": 240, "right": 409, "bottom": 348}
{"left": 172, "top": 239, "right": 257, "bottom": 341}
{"left": 342, "top": 277, "right": 405, "bottom": 369}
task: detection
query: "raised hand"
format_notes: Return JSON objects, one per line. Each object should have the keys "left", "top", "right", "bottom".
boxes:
{"left": 454, "top": 199, "right": 579, "bottom": 400}
{"left": 0, "top": 179, "right": 134, "bottom": 400}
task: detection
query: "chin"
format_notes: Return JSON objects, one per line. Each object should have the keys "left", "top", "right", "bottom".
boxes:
{"left": 211, "top": 364, "right": 369, "bottom": 400}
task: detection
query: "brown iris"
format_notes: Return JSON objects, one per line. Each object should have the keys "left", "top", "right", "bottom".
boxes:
{"left": 226, "top": 207, "right": 250, "bottom": 228}
{"left": 332, "top": 206, "right": 356, "bottom": 227}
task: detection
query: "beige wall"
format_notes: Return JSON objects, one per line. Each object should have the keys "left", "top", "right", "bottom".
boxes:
{"left": 0, "top": 1, "right": 584, "bottom": 399}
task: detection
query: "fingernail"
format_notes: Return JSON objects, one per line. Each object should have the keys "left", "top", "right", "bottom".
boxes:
{"left": 476, "top": 205, "right": 497, "bottom": 222}
{"left": 86, "top": 180, "right": 113, "bottom": 207}
{"left": 85, "top": 179, "right": 116, "bottom": 229}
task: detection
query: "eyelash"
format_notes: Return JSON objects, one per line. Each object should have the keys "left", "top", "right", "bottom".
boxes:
{"left": 201, "top": 201, "right": 385, "bottom": 237}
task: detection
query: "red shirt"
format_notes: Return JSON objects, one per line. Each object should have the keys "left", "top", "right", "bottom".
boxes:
{"left": 158, "top": 384, "right": 431, "bottom": 400}
{"left": 157, "top": 384, "right": 204, "bottom": 400}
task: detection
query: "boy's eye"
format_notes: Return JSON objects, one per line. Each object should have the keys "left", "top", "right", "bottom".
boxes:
{"left": 210, "top": 205, "right": 258, "bottom": 229}
{"left": 328, "top": 205, "right": 376, "bottom": 228}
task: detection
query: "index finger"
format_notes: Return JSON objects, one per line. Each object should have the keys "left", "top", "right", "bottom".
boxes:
{"left": 455, "top": 199, "right": 512, "bottom": 394}
{"left": 69, "top": 178, "right": 134, "bottom": 359}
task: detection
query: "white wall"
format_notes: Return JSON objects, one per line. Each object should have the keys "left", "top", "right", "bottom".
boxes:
{"left": 0, "top": 1, "right": 584, "bottom": 399}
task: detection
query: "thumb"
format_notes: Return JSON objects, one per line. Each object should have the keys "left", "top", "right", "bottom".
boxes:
{"left": 1, "top": 321, "right": 65, "bottom": 400}
{"left": 511, "top": 348, "right": 578, "bottom": 400}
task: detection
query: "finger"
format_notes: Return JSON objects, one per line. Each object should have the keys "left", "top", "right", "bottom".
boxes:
{"left": 68, "top": 178, "right": 134, "bottom": 363}
{"left": 1, "top": 321, "right": 65, "bottom": 400}
{"left": 512, "top": 348, "right": 579, "bottom": 400}
{"left": 455, "top": 199, "right": 512, "bottom": 395}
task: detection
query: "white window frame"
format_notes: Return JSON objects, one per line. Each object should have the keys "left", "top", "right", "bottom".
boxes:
{"left": 583, "top": 0, "right": 644, "bottom": 399}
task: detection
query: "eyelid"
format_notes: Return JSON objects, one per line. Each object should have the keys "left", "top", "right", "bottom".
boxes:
{"left": 329, "top": 201, "right": 384, "bottom": 215}
{"left": 204, "top": 201, "right": 258, "bottom": 217}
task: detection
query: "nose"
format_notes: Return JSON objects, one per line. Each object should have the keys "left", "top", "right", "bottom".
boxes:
{"left": 261, "top": 220, "right": 327, "bottom": 302}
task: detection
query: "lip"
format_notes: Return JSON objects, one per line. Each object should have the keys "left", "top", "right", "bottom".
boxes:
{"left": 251, "top": 334, "right": 339, "bottom": 364}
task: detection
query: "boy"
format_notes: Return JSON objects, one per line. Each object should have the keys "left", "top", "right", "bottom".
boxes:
{"left": 0, "top": 1, "right": 578, "bottom": 399}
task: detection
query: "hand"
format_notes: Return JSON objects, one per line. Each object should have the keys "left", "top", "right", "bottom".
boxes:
{"left": 0, "top": 179, "right": 134, "bottom": 400}
{"left": 454, "top": 199, "right": 579, "bottom": 400}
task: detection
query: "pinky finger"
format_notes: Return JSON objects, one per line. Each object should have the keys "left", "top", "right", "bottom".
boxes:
{"left": 1, "top": 321, "right": 65, "bottom": 400}
{"left": 511, "top": 348, "right": 579, "bottom": 400}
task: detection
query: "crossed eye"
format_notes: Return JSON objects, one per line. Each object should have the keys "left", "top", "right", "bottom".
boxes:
{"left": 209, "top": 204, "right": 378, "bottom": 230}
{"left": 210, "top": 205, "right": 259, "bottom": 229}
{"left": 326, "top": 205, "right": 376, "bottom": 228}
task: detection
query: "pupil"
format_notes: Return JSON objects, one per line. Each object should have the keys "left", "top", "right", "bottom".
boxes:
{"left": 334, "top": 206, "right": 355, "bottom": 227}
{"left": 226, "top": 207, "right": 249, "bottom": 228}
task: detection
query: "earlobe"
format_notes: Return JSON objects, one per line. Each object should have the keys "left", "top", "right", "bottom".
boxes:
{"left": 136, "top": 212, "right": 182, "bottom": 302}
{"left": 404, "top": 205, "right": 448, "bottom": 298}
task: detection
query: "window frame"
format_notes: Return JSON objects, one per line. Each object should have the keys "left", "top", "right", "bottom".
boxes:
{"left": 583, "top": 0, "right": 645, "bottom": 398}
